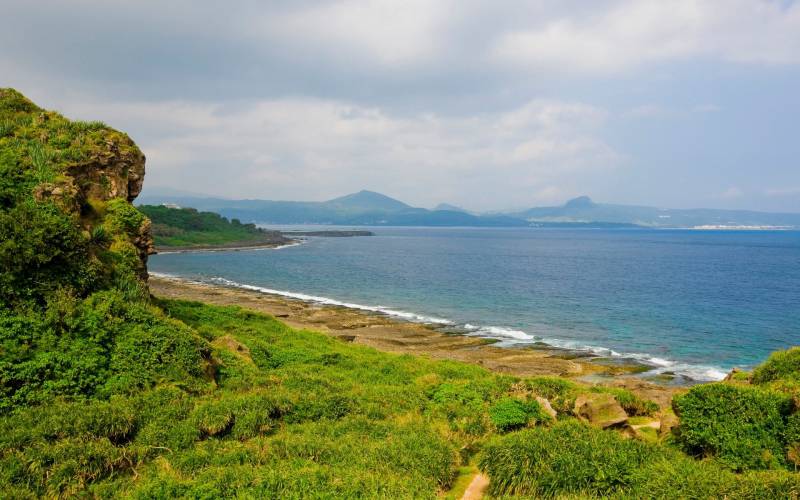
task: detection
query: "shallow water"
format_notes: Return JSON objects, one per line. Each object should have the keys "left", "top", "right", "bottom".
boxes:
{"left": 150, "top": 227, "right": 800, "bottom": 381}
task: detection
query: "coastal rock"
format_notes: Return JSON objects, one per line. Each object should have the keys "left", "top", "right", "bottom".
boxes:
{"left": 536, "top": 396, "right": 558, "bottom": 420}
{"left": 4, "top": 88, "right": 152, "bottom": 283}
{"left": 573, "top": 393, "right": 628, "bottom": 429}
{"left": 66, "top": 136, "right": 146, "bottom": 203}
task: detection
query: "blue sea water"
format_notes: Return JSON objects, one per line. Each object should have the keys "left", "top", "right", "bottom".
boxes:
{"left": 149, "top": 227, "right": 800, "bottom": 381}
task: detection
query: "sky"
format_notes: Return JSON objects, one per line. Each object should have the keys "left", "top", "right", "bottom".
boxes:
{"left": 2, "top": 0, "right": 800, "bottom": 212}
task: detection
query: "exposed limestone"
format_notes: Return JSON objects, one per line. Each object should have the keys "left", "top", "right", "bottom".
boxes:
{"left": 573, "top": 393, "right": 628, "bottom": 429}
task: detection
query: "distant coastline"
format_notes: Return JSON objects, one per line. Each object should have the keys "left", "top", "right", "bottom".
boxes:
{"left": 155, "top": 240, "right": 302, "bottom": 254}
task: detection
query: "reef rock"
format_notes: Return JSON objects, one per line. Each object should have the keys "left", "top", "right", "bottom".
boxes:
{"left": 573, "top": 393, "right": 628, "bottom": 429}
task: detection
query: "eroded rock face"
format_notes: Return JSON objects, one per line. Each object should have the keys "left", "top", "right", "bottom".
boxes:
{"left": 66, "top": 136, "right": 146, "bottom": 203}
{"left": 573, "top": 393, "right": 628, "bottom": 429}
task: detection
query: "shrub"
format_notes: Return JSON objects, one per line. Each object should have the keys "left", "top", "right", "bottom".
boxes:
{"left": 753, "top": 347, "right": 800, "bottom": 385}
{"left": 672, "top": 383, "right": 794, "bottom": 471}
{"left": 480, "top": 420, "right": 660, "bottom": 496}
{"left": 521, "top": 376, "right": 581, "bottom": 414}
{"left": 480, "top": 420, "right": 800, "bottom": 499}
{"left": 488, "top": 397, "right": 551, "bottom": 432}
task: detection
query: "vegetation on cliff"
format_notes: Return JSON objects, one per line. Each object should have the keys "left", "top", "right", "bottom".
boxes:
{"left": 1, "top": 89, "right": 798, "bottom": 498}
{"left": 138, "top": 204, "right": 290, "bottom": 248}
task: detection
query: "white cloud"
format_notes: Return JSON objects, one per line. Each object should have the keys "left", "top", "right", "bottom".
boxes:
{"left": 491, "top": 0, "right": 800, "bottom": 73}
{"left": 61, "top": 96, "right": 620, "bottom": 209}
{"left": 250, "top": 0, "right": 449, "bottom": 66}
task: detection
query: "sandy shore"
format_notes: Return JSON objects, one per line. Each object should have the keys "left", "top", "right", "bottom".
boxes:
{"left": 149, "top": 276, "right": 680, "bottom": 405}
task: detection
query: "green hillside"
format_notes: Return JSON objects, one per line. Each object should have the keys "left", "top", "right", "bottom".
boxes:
{"left": 138, "top": 205, "right": 290, "bottom": 248}
{"left": 1, "top": 89, "right": 799, "bottom": 498}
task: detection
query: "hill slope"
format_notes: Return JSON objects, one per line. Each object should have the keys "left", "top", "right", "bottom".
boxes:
{"left": 325, "top": 189, "right": 412, "bottom": 211}
{"left": 138, "top": 205, "right": 290, "bottom": 248}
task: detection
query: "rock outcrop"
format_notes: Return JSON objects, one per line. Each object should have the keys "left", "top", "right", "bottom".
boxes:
{"left": 1, "top": 88, "right": 153, "bottom": 284}
{"left": 573, "top": 393, "right": 628, "bottom": 429}
{"left": 535, "top": 396, "right": 558, "bottom": 420}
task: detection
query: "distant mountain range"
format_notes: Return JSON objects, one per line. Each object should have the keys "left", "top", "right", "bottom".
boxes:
{"left": 136, "top": 189, "right": 800, "bottom": 229}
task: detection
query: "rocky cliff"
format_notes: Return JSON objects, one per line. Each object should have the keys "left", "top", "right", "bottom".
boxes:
{"left": 0, "top": 88, "right": 153, "bottom": 300}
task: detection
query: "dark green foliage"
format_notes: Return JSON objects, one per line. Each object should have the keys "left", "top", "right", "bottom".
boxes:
{"left": 488, "top": 397, "right": 551, "bottom": 432}
{"left": 753, "top": 347, "right": 800, "bottom": 385}
{"left": 480, "top": 420, "right": 800, "bottom": 499}
{"left": 0, "top": 290, "right": 211, "bottom": 411}
{"left": 672, "top": 383, "right": 794, "bottom": 471}
{"left": 138, "top": 204, "right": 285, "bottom": 247}
{"left": 0, "top": 200, "right": 98, "bottom": 304}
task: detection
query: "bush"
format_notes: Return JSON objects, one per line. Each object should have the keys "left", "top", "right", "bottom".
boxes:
{"left": 672, "top": 383, "right": 794, "bottom": 471}
{"left": 753, "top": 347, "right": 800, "bottom": 385}
{"left": 488, "top": 397, "right": 551, "bottom": 432}
{"left": 480, "top": 420, "right": 800, "bottom": 499}
{"left": 0, "top": 290, "right": 212, "bottom": 411}
{"left": 480, "top": 420, "right": 660, "bottom": 496}
{"left": 520, "top": 376, "right": 581, "bottom": 414}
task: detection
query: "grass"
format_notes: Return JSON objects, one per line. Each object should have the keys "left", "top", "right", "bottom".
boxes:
{"left": 672, "top": 382, "right": 795, "bottom": 471}
{"left": 480, "top": 420, "right": 800, "bottom": 499}
{"left": 0, "top": 299, "right": 518, "bottom": 497}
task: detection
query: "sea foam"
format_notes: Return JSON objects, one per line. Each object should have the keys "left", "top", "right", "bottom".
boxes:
{"left": 152, "top": 273, "right": 728, "bottom": 382}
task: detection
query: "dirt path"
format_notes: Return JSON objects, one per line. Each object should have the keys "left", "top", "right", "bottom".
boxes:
{"left": 461, "top": 473, "right": 489, "bottom": 500}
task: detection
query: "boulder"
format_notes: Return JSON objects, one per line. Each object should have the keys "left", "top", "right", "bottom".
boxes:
{"left": 573, "top": 393, "right": 628, "bottom": 428}
{"left": 535, "top": 396, "right": 558, "bottom": 420}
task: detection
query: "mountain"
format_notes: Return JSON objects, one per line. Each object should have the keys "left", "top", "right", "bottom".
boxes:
{"left": 434, "top": 203, "right": 471, "bottom": 213}
{"left": 514, "top": 196, "right": 800, "bottom": 228}
{"left": 326, "top": 190, "right": 411, "bottom": 212}
{"left": 137, "top": 190, "right": 800, "bottom": 229}
{"left": 136, "top": 191, "right": 528, "bottom": 227}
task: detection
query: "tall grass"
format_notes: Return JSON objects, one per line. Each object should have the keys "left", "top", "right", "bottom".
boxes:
{"left": 480, "top": 420, "right": 800, "bottom": 499}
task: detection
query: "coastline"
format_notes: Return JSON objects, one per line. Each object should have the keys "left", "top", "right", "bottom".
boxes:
{"left": 155, "top": 241, "right": 302, "bottom": 254}
{"left": 149, "top": 274, "right": 682, "bottom": 406}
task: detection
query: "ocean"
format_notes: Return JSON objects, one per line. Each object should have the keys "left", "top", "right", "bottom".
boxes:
{"left": 149, "top": 227, "right": 800, "bottom": 382}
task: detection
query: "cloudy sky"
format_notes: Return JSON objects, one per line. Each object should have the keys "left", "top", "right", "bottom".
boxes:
{"left": 3, "top": 0, "right": 800, "bottom": 212}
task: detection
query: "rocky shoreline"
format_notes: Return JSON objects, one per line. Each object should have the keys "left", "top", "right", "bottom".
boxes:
{"left": 149, "top": 275, "right": 681, "bottom": 407}
{"left": 155, "top": 229, "right": 374, "bottom": 253}
{"left": 155, "top": 240, "right": 300, "bottom": 254}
